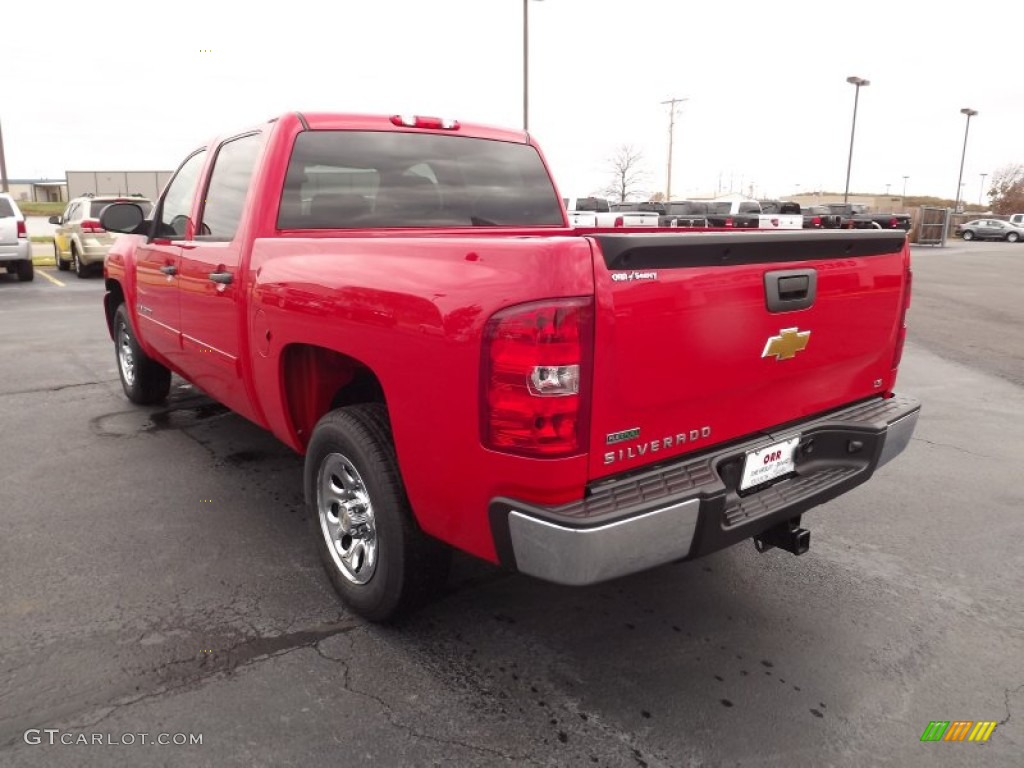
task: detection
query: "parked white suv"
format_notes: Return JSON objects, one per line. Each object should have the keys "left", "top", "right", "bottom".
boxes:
{"left": 1008, "top": 213, "right": 1024, "bottom": 228}
{"left": 0, "top": 193, "right": 33, "bottom": 282}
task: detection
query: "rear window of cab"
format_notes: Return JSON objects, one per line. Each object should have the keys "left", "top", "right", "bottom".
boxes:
{"left": 278, "top": 131, "right": 564, "bottom": 229}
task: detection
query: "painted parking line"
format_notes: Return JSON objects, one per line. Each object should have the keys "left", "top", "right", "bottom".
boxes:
{"left": 38, "top": 268, "right": 66, "bottom": 286}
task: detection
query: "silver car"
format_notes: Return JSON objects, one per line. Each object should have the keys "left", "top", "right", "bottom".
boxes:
{"left": 0, "top": 193, "right": 33, "bottom": 282}
{"left": 957, "top": 219, "right": 1024, "bottom": 242}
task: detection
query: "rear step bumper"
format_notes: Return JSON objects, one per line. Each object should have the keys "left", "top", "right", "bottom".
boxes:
{"left": 489, "top": 394, "right": 920, "bottom": 586}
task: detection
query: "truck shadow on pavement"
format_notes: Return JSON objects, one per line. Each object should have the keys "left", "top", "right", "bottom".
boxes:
{"left": 37, "top": 384, "right": 860, "bottom": 765}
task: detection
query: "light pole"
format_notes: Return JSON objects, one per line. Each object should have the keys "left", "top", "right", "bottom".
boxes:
{"left": 843, "top": 76, "right": 870, "bottom": 203}
{"left": 953, "top": 107, "right": 977, "bottom": 214}
{"left": 885, "top": 183, "right": 891, "bottom": 196}
{"left": 522, "top": 0, "right": 544, "bottom": 131}
{"left": 0, "top": 118, "right": 8, "bottom": 193}
{"left": 902, "top": 175, "right": 909, "bottom": 210}
{"left": 661, "top": 96, "right": 688, "bottom": 201}
{"left": 979, "top": 172, "right": 988, "bottom": 207}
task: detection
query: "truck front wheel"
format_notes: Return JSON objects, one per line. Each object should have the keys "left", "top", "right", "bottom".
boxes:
{"left": 113, "top": 304, "right": 171, "bottom": 404}
{"left": 305, "top": 404, "right": 450, "bottom": 622}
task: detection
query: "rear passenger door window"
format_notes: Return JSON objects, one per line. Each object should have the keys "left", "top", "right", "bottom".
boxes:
{"left": 197, "top": 133, "right": 264, "bottom": 240}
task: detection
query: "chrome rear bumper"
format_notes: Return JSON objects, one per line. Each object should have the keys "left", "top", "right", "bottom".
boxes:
{"left": 492, "top": 395, "right": 921, "bottom": 586}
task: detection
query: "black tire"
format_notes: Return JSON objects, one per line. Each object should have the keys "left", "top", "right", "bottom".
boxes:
{"left": 962, "top": 230, "right": 975, "bottom": 241}
{"left": 54, "top": 242, "right": 69, "bottom": 271}
{"left": 1007, "top": 232, "right": 1020, "bottom": 243}
{"left": 16, "top": 260, "right": 34, "bottom": 282}
{"left": 113, "top": 304, "right": 171, "bottom": 405}
{"left": 305, "top": 403, "right": 450, "bottom": 622}
{"left": 72, "top": 244, "right": 88, "bottom": 279}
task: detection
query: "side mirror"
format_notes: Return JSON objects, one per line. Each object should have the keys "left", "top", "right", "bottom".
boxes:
{"left": 48, "top": 215, "right": 62, "bottom": 225}
{"left": 100, "top": 203, "right": 146, "bottom": 235}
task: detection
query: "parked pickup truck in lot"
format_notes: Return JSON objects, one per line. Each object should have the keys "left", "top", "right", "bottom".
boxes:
{"left": 100, "top": 111, "right": 920, "bottom": 621}
{"left": 674, "top": 199, "right": 803, "bottom": 230}
{"left": 825, "top": 203, "right": 911, "bottom": 232}
{"left": 659, "top": 200, "right": 710, "bottom": 228}
{"left": 563, "top": 196, "right": 659, "bottom": 227}
{"left": 609, "top": 201, "right": 663, "bottom": 227}
{"left": 799, "top": 204, "right": 844, "bottom": 229}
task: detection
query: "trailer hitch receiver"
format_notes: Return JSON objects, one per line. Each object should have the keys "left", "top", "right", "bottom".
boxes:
{"left": 754, "top": 517, "right": 810, "bottom": 556}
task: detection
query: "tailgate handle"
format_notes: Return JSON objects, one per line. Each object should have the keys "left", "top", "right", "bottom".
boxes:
{"left": 765, "top": 269, "right": 817, "bottom": 312}
{"left": 778, "top": 275, "right": 809, "bottom": 299}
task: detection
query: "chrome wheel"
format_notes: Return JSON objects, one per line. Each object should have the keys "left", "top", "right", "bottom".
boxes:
{"left": 318, "top": 452, "right": 378, "bottom": 584}
{"left": 73, "top": 249, "right": 81, "bottom": 274}
{"left": 117, "top": 320, "right": 135, "bottom": 387}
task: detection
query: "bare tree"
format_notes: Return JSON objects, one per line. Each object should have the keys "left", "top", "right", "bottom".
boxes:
{"left": 988, "top": 163, "right": 1024, "bottom": 214}
{"left": 601, "top": 145, "right": 649, "bottom": 203}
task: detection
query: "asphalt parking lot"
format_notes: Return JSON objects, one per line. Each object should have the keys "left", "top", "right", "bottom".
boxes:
{"left": 0, "top": 240, "right": 1021, "bottom": 767}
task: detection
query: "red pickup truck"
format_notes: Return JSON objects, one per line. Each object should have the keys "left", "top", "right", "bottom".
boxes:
{"left": 100, "top": 112, "right": 919, "bottom": 621}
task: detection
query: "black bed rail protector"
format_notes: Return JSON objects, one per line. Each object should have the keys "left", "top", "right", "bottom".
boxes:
{"left": 593, "top": 230, "right": 907, "bottom": 270}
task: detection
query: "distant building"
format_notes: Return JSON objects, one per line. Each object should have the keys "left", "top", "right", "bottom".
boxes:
{"left": 65, "top": 171, "right": 173, "bottom": 201}
{"left": 3, "top": 178, "right": 67, "bottom": 203}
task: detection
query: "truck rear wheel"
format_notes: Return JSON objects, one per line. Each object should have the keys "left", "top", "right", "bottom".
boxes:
{"left": 16, "top": 260, "right": 34, "bottom": 282}
{"left": 113, "top": 304, "right": 171, "bottom": 404}
{"left": 305, "top": 403, "right": 450, "bottom": 622}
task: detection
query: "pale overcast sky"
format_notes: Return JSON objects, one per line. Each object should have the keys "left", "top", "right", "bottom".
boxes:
{"left": 4, "top": 0, "right": 1022, "bottom": 202}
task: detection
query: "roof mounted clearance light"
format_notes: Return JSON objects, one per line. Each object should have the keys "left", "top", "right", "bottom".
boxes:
{"left": 390, "top": 115, "right": 460, "bottom": 130}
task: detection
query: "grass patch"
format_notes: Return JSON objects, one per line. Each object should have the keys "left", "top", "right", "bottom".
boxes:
{"left": 17, "top": 202, "right": 65, "bottom": 216}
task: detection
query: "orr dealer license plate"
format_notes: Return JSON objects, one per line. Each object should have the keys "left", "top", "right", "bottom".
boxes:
{"left": 739, "top": 436, "right": 800, "bottom": 491}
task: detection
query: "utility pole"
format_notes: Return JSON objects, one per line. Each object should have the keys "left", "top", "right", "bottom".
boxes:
{"left": 979, "top": 172, "right": 988, "bottom": 207}
{"left": 0, "top": 119, "right": 9, "bottom": 193}
{"left": 660, "top": 97, "right": 687, "bottom": 201}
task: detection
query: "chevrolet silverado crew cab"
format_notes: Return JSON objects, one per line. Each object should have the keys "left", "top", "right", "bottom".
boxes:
{"left": 100, "top": 112, "right": 919, "bottom": 621}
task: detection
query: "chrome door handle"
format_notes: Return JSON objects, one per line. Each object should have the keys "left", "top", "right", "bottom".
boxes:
{"left": 208, "top": 271, "right": 233, "bottom": 285}
{"left": 160, "top": 265, "right": 177, "bottom": 275}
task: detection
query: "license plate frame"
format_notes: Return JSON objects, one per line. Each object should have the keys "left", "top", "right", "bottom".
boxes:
{"left": 739, "top": 436, "right": 800, "bottom": 491}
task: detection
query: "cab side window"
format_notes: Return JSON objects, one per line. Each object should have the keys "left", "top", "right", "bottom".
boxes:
{"left": 197, "top": 133, "right": 263, "bottom": 240}
{"left": 156, "top": 150, "right": 207, "bottom": 239}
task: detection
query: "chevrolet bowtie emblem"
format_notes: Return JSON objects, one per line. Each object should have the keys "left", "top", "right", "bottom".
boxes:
{"left": 762, "top": 328, "right": 811, "bottom": 361}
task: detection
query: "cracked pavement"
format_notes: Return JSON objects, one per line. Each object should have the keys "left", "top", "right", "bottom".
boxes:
{"left": 1, "top": 244, "right": 1022, "bottom": 766}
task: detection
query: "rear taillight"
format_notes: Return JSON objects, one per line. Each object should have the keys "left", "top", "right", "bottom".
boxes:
{"left": 811, "top": 216, "right": 821, "bottom": 227}
{"left": 724, "top": 217, "right": 734, "bottom": 227}
{"left": 81, "top": 219, "right": 105, "bottom": 234}
{"left": 16, "top": 221, "right": 26, "bottom": 239}
{"left": 613, "top": 216, "right": 624, "bottom": 227}
{"left": 892, "top": 259, "right": 912, "bottom": 370}
{"left": 482, "top": 298, "right": 593, "bottom": 458}
{"left": 889, "top": 218, "right": 899, "bottom": 228}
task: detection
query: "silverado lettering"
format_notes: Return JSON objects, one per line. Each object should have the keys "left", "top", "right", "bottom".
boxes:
{"left": 603, "top": 427, "right": 713, "bottom": 465}
{"left": 99, "top": 111, "right": 920, "bottom": 622}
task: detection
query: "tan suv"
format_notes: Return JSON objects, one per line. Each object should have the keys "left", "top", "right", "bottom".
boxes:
{"left": 51, "top": 194, "right": 153, "bottom": 277}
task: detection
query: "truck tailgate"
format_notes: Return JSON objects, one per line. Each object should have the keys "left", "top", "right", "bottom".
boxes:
{"left": 587, "top": 230, "right": 909, "bottom": 480}
{"left": 621, "top": 214, "right": 660, "bottom": 227}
